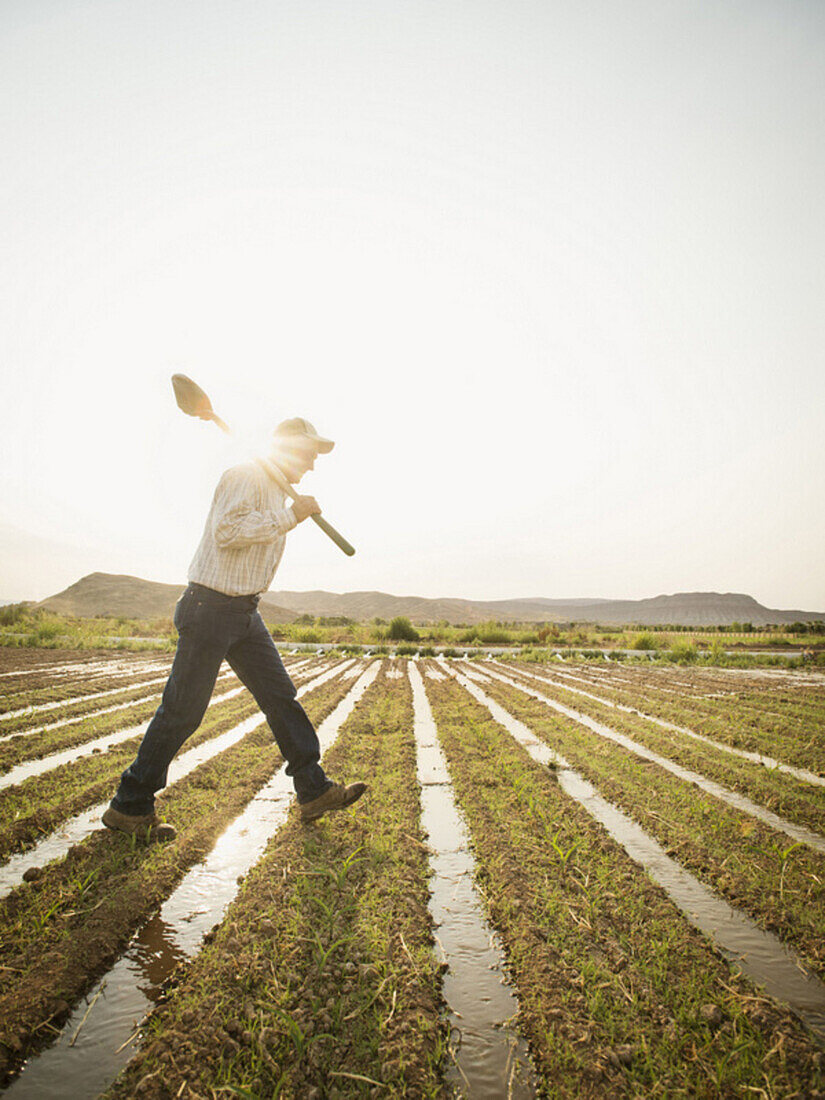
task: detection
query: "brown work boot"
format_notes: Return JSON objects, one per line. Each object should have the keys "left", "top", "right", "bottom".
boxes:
{"left": 102, "top": 806, "right": 176, "bottom": 841}
{"left": 300, "top": 781, "right": 368, "bottom": 823}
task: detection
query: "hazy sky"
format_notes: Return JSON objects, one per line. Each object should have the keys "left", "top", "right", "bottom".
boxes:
{"left": 2, "top": 1, "right": 823, "bottom": 609}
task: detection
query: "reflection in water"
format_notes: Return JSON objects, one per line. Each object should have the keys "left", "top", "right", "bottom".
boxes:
{"left": 130, "top": 912, "right": 189, "bottom": 997}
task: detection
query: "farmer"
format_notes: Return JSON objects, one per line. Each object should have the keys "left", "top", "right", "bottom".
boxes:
{"left": 103, "top": 418, "right": 366, "bottom": 840}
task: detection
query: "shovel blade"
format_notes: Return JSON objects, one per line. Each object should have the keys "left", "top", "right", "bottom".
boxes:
{"left": 171, "top": 374, "right": 214, "bottom": 420}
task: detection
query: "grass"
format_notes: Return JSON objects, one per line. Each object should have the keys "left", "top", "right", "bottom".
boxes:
{"left": 0, "top": 677, "right": 174, "bottom": 738}
{"left": 0, "top": 690, "right": 259, "bottom": 860}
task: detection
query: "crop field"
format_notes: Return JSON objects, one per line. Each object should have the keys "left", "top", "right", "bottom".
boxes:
{"left": 0, "top": 649, "right": 823, "bottom": 1098}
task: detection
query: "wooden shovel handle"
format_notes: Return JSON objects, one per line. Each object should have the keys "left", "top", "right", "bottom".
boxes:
{"left": 254, "top": 457, "right": 356, "bottom": 557}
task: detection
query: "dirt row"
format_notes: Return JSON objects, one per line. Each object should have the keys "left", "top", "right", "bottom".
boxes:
{"left": 0, "top": 666, "right": 178, "bottom": 717}
{"left": 0, "top": 657, "right": 302, "bottom": 738}
{"left": 2, "top": 656, "right": 823, "bottom": 1096}
{"left": 0, "top": 690, "right": 258, "bottom": 862}
{"left": 0, "top": 648, "right": 132, "bottom": 675}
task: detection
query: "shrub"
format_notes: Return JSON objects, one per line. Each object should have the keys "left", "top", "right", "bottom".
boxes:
{"left": 0, "top": 603, "right": 31, "bottom": 626}
{"left": 418, "top": 646, "right": 436, "bottom": 657}
{"left": 632, "top": 633, "right": 657, "bottom": 651}
{"left": 668, "top": 641, "right": 699, "bottom": 664}
{"left": 441, "top": 647, "right": 459, "bottom": 658}
{"left": 388, "top": 617, "right": 419, "bottom": 642}
{"left": 395, "top": 644, "right": 417, "bottom": 656}
{"left": 477, "top": 626, "right": 512, "bottom": 644}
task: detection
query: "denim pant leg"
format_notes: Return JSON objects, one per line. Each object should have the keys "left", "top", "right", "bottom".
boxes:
{"left": 226, "top": 612, "right": 331, "bottom": 803}
{"left": 111, "top": 594, "right": 227, "bottom": 814}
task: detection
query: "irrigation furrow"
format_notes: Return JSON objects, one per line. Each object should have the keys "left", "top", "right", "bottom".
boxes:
{"left": 0, "top": 657, "right": 310, "bottom": 746}
{"left": 0, "top": 656, "right": 172, "bottom": 682}
{"left": 0, "top": 661, "right": 353, "bottom": 900}
{"left": 408, "top": 663, "right": 537, "bottom": 1097}
{"left": 0, "top": 670, "right": 180, "bottom": 720}
{"left": 480, "top": 664, "right": 825, "bottom": 854}
{"left": 549, "top": 663, "right": 825, "bottom": 741}
{"left": 561, "top": 658, "right": 825, "bottom": 726}
{"left": 497, "top": 661, "right": 825, "bottom": 788}
{"left": 0, "top": 676, "right": 172, "bottom": 725}
{"left": 440, "top": 664, "right": 825, "bottom": 1047}
{"left": 103, "top": 661, "right": 449, "bottom": 1099}
{"left": 0, "top": 658, "right": 320, "bottom": 788}
{"left": 0, "top": 667, "right": 364, "bottom": 1090}
{"left": 0, "top": 686, "right": 245, "bottom": 791}
{"left": 3, "top": 663, "right": 379, "bottom": 1099}
{"left": 0, "top": 657, "right": 302, "bottom": 728}
{"left": 0, "top": 671, "right": 239, "bottom": 754}
{"left": 467, "top": 663, "right": 825, "bottom": 979}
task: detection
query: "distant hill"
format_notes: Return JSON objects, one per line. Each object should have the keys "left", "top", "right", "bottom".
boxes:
{"left": 38, "top": 573, "right": 299, "bottom": 623}
{"left": 36, "top": 573, "right": 825, "bottom": 626}
{"left": 269, "top": 588, "right": 825, "bottom": 626}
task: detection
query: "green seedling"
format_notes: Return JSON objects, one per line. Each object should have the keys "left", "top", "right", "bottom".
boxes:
{"left": 34, "top": 897, "right": 64, "bottom": 933}
{"left": 318, "top": 844, "right": 365, "bottom": 890}
{"left": 778, "top": 841, "right": 803, "bottom": 901}
{"left": 310, "top": 930, "right": 356, "bottom": 970}
{"left": 550, "top": 828, "right": 579, "bottom": 871}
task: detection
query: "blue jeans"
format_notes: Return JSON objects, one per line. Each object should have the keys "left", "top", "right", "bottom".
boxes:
{"left": 111, "top": 583, "right": 332, "bottom": 815}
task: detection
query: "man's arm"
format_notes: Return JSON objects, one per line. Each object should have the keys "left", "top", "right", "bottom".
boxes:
{"left": 212, "top": 467, "right": 320, "bottom": 550}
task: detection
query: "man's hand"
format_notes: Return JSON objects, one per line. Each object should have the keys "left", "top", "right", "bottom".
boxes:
{"left": 291, "top": 495, "right": 321, "bottom": 524}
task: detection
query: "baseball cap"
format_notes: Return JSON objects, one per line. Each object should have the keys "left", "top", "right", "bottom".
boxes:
{"left": 273, "top": 417, "right": 334, "bottom": 453}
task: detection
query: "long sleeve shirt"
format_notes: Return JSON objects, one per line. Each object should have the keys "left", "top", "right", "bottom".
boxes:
{"left": 187, "top": 462, "right": 298, "bottom": 596}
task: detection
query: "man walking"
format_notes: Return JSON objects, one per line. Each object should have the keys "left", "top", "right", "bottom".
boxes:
{"left": 103, "top": 417, "right": 366, "bottom": 841}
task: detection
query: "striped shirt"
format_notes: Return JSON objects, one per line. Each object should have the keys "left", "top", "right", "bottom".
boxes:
{"left": 187, "top": 462, "right": 298, "bottom": 596}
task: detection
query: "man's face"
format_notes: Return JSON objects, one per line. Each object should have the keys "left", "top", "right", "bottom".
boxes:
{"left": 272, "top": 436, "right": 319, "bottom": 483}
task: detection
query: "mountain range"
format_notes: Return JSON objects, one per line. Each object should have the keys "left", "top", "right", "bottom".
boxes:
{"left": 35, "top": 573, "right": 825, "bottom": 627}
